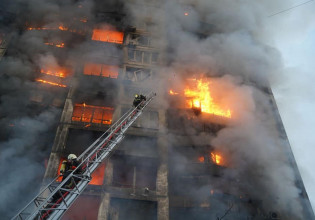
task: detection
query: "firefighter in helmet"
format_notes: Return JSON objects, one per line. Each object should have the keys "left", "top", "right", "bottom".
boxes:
{"left": 60, "top": 154, "right": 82, "bottom": 188}
{"left": 133, "top": 94, "right": 146, "bottom": 108}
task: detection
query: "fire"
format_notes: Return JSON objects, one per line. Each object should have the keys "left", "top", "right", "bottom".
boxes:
{"left": 40, "top": 69, "right": 66, "bottom": 78}
{"left": 72, "top": 104, "right": 114, "bottom": 125}
{"left": 184, "top": 12, "right": 189, "bottom": 16}
{"left": 92, "top": 27, "right": 124, "bottom": 44}
{"left": 80, "top": 18, "right": 88, "bottom": 23}
{"left": 27, "top": 27, "right": 56, "bottom": 31}
{"left": 169, "top": 90, "right": 179, "bottom": 95}
{"left": 198, "top": 156, "right": 205, "bottom": 163}
{"left": 44, "top": 42, "right": 65, "bottom": 48}
{"left": 211, "top": 153, "right": 222, "bottom": 165}
{"left": 36, "top": 79, "right": 67, "bottom": 87}
{"left": 56, "top": 158, "right": 105, "bottom": 185}
{"left": 59, "top": 25, "right": 69, "bottom": 31}
{"left": 90, "top": 163, "right": 106, "bottom": 185}
{"left": 184, "top": 78, "right": 231, "bottom": 118}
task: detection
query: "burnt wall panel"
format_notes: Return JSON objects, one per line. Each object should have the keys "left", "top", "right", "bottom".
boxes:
{"left": 62, "top": 195, "right": 100, "bottom": 220}
{"left": 112, "top": 155, "right": 158, "bottom": 190}
{"left": 119, "top": 135, "right": 158, "bottom": 157}
{"left": 65, "top": 128, "right": 103, "bottom": 155}
{"left": 110, "top": 198, "right": 157, "bottom": 220}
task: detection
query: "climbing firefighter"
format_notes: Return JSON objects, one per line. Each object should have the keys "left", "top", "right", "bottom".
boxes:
{"left": 133, "top": 94, "right": 146, "bottom": 108}
{"left": 60, "top": 154, "right": 82, "bottom": 188}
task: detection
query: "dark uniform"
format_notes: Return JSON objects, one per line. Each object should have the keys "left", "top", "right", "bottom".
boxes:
{"left": 133, "top": 94, "right": 146, "bottom": 108}
{"left": 60, "top": 156, "right": 82, "bottom": 188}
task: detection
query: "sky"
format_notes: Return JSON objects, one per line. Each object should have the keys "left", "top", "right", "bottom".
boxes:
{"left": 265, "top": 0, "right": 315, "bottom": 211}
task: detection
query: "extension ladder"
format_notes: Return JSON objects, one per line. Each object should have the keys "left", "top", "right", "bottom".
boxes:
{"left": 12, "top": 92, "right": 156, "bottom": 220}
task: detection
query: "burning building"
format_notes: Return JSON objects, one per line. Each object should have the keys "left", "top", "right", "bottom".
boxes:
{"left": 1, "top": 0, "right": 314, "bottom": 220}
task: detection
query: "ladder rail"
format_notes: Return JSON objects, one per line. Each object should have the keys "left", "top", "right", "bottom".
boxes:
{"left": 11, "top": 92, "right": 156, "bottom": 220}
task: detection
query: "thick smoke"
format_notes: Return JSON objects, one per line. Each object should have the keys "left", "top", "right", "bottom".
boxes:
{"left": 124, "top": 0, "right": 311, "bottom": 218}
{"left": 0, "top": 0, "right": 112, "bottom": 218}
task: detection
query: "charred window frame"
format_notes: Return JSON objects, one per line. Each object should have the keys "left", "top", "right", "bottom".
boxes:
{"left": 125, "top": 67, "right": 152, "bottom": 82}
{"left": 72, "top": 104, "right": 114, "bottom": 125}
{"left": 127, "top": 49, "right": 159, "bottom": 64}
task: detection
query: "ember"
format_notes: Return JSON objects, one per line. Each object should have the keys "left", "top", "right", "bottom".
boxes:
{"left": 27, "top": 27, "right": 56, "bottom": 31}
{"left": 36, "top": 79, "right": 67, "bottom": 88}
{"left": 92, "top": 27, "right": 124, "bottom": 44}
{"left": 184, "top": 78, "right": 231, "bottom": 118}
{"left": 198, "top": 156, "right": 205, "bottom": 163}
{"left": 44, "top": 42, "right": 65, "bottom": 48}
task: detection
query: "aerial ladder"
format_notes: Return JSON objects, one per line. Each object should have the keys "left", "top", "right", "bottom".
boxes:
{"left": 12, "top": 92, "right": 156, "bottom": 220}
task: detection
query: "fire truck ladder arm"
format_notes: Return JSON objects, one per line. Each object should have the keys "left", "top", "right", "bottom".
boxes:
{"left": 12, "top": 92, "right": 156, "bottom": 220}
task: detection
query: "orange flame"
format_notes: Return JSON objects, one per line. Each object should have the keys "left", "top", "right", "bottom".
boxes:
{"left": 184, "top": 78, "right": 231, "bottom": 118}
{"left": 92, "top": 28, "right": 124, "bottom": 44}
{"left": 59, "top": 25, "right": 69, "bottom": 31}
{"left": 27, "top": 27, "right": 56, "bottom": 30}
{"left": 211, "top": 153, "right": 222, "bottom": 165}
{"left": 36, "top": 79, "right": 67, "bottom": 87}
{"left": 90, "top": 163, "right": 106, "bottom": 185}
{"left": 72, "top": 104, "right": 114, "bottom": 125}
{"left": 198, "top": 156, "right": 205, "bottom": 163}
{"left": 80, "top": 18, "right": 88, "bottom": 23}
{"left": 44, "top": 42, "right": 65, "bottom": 48}
{"left": 40, "top": 69, "right": 66, "bottom": 78}
{"left": 169, "top": 90, "right": 179, "bottom": 95}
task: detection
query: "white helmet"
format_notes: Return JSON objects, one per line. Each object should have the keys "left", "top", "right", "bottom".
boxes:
{"left": 68, "top": 154, "right": 77, "bottom": 160}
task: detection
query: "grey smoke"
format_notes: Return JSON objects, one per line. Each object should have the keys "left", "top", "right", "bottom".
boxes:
{"left": 124, "top": 0, "right": 313, "bottom": 218}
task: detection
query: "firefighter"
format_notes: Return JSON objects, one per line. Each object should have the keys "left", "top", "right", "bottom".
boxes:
{"left": 60, "top": 154, "right": 82, "bottom": 188}
{"left": 133, "top": 94, "right": 146, "bottom": 108}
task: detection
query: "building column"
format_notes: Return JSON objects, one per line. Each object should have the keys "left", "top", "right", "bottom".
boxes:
{"left": 156, "top": 109, "right": 169, "bottom": 220}
{"left": 43, "top": 91, "right": 74, "bottom": 179}
{"left": 98, "top": 160, "right": 113, "bottom": 220}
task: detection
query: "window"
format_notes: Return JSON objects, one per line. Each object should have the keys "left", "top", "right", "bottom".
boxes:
{"left": 92, "top": 28, "right": 124, "bottom": 44}
{"left": 125, "top": 67, "right": 151, "bottom": 82}
{"left": 84, "top": 63, "right": 119, "bottom": 78}
{"left": 127, "top": 49, "right": 159, "bottom": 64}
{"left": 72, "top": 104, "right": 114, "bottom": 125}
{"left": 138, "top": 35, "right": 150, "bottom": 46}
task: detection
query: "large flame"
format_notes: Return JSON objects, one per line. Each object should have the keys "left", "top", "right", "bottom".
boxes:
{"left": 72, "top": 103, "right": 114, "bottom": 125}
{"left": 92, "top": 27, "right": 124, "bottom": 44}
{"left": 184, "top": 78, "right": 231, "bottom": 118}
